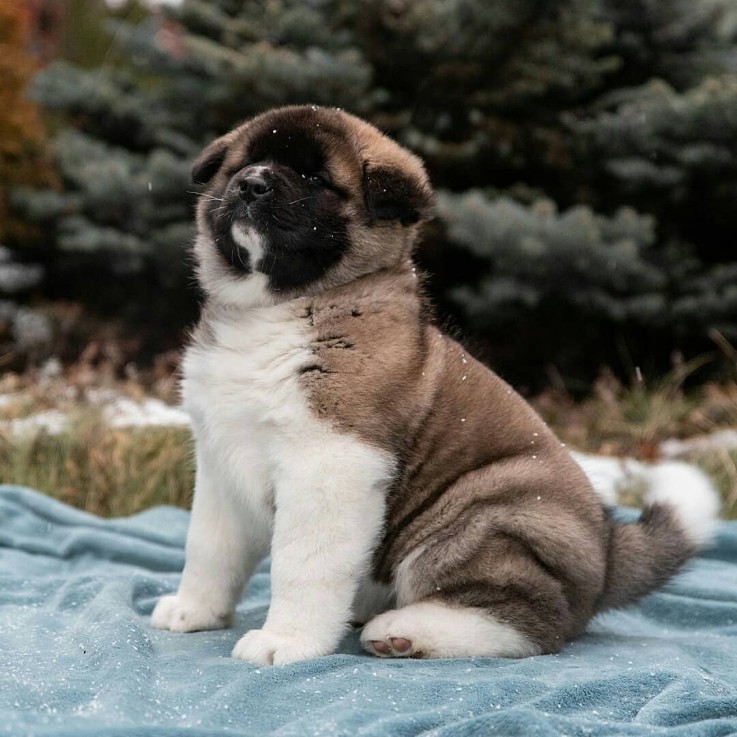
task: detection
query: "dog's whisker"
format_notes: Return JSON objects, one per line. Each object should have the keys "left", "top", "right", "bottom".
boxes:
{"left": 235, "top": 246, "right": 249, "bottom": 271}
{"left": 158, "top": 106, "right": 710, "bottom": 671}
{"left": 270, "top": 213, "right": 292, "bottom": 228}
{"left": 191, "top": 192, "right": 224, "bottom": 202}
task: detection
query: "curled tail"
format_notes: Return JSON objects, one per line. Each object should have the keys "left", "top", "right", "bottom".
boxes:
{"left": 573, "top": 455, "right": 721, "bottom": 612}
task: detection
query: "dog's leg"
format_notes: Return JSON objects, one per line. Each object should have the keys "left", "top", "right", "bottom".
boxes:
{"left": 360, "top": 547, "right": 542, "bottom": 658}
{"left": 232, "top": 435, "right": 391, "bottom": 665}
{"left": 361, "top": 601, "right": 541, "bottom": 659}
{"left": 360, "top": 514, "right": 577, "bottom": 659}
{"left": 151, "top": 450, "right": 270, "bottom": 633}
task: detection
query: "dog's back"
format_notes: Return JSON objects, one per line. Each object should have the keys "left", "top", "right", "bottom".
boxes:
{"left": 153, "top": 105, "right": 719, "bottom": 664}
{"left": 294, "top": 263, "right": 716, "bottom": 656}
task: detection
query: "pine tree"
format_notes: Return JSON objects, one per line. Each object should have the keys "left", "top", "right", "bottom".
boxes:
{"left": 13, "top": 0, "right": 375, "bottom": 331}
{"left": 13, "top": 0, "right": 737, "bottom": 385}
{"left": 0, "top": 1, "right": 58, "bottom": 364}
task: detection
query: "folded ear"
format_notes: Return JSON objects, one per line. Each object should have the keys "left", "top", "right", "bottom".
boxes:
{"left": 363, "top": 163, "right": 433, "bottom": 226}
{"left": 191, "top": 136, "right": 230, "bottom": 185}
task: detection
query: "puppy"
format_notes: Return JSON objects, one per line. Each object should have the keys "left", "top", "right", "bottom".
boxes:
{"left": 151, "top": 105, "right": 718, "bottom": 664}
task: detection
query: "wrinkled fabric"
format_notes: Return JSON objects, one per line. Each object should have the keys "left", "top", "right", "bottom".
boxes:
{"left": 1, "top": 485, "right": 736, "bottom": 736}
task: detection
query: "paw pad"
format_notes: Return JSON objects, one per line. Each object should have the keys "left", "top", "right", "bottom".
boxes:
{"left": 366, "top": 636, "right": 421, "bottom": 658}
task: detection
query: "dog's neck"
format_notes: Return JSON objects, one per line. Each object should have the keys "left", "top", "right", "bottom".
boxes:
{"left": 203, "top": 258, "right": 421, "bottom": 318}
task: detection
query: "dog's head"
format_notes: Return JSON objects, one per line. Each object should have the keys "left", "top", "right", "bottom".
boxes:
{"left": 191, "top": 105, "right": 433, "bottom": 306}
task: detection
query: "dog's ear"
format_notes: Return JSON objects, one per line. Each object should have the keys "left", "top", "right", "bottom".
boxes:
{"left": 191, "top": 136, "right": 230, "bottom": 185}
{"left": 363, "top": 163, "right": 433, "bottom": 226}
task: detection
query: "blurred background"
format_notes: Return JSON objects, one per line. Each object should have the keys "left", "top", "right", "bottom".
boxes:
{"left": 1, "top": 0, "right": 736, "bottom": 515}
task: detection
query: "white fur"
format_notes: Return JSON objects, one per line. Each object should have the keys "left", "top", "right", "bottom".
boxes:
{"left": 231, "top": 224, "right": 265, "bottom": 269}
{"left": 361, "top": 601, "right": 540, "bottom": 659}
{"left": 642, "top": 461, "right": 720, "bottom": 546}
{"left": 571, "top": 452, "right": 720, "bottom": 546}
{"left": 150, "top": 445, "right": 270, "bottom": 633}
{"left": 194, "top": 234, "right": 275, "bottom": 309}
{"left": 151, "top": 298, "right": 394, "bottom": 665}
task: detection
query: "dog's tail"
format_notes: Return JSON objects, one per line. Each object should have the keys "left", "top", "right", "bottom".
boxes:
{"left": 574, "top": 455, "right": 721, "bottom": 612}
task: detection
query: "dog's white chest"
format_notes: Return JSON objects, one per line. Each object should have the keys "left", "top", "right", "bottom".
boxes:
{"left": 182, "top": 304, "right": 314, "bottom": 497}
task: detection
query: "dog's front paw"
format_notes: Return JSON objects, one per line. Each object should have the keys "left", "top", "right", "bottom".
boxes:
{"left": 231, "top": 629, "right": 330, "bottom": 665}
{"left": 150, "top": 594, "right": 232, "bottom": 633}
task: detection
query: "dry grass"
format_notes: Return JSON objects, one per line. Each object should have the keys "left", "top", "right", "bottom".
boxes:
{"left": 0, "top": 355, "right": 193, "bottom": 517}
{"left": 0, "top": 415, "right": 193, "bottom": 517}
{"left": 534, "top": 362, "right": 737, "bottom": 455}
{"left": 1, "top": 358, "right": 735, "bottom": 519}
{"left": 532, "top": 363, "right": 737, "bottom": 519}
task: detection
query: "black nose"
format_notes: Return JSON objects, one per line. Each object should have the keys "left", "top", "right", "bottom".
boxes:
{"left": 238, "top": 173, "right": 273, "bottom": 203}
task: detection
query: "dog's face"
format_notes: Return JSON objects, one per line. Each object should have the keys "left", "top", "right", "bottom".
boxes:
{"left": 191, "top": 106, "right": 433, "bottom": 306}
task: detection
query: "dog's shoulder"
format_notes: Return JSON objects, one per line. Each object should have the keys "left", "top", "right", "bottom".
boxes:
{"left": 298, "top": 270, "right": 437, "bottom": 446}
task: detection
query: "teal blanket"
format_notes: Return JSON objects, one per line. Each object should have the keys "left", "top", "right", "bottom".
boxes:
{"left": 1, "top": 485, "right": 736, "bottom": 736}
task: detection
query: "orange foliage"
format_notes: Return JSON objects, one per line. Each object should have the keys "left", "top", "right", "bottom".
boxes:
{"left": 0, "top": 0, "right": 57, "bottom": 245}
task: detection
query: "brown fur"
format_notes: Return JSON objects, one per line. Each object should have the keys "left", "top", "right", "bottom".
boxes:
{"left": 192, "top": 106, "right": 432, "bottom": 301}
{"left": 192, "top": 105, "right": 698, "bottom": 656}
{"left": 295, "top": 265, "right": 617, "bottom": 649}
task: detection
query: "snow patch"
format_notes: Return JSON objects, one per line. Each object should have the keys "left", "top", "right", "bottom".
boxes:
{"left": 0, "top": 395, "right": 191, "bottom": 436}
{"left": 660, "top": 429, "right": 737, "bottom": 458}
{"left": 570, "top": 452, "right": 643, "bottom": 506}
{"left": 105, "top": 398, "right": 191, "bottom": 428}
{"left": 4, "top": 410, "right": 69, "bottom": 436}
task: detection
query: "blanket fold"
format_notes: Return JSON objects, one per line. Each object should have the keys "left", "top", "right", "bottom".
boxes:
{"left": 1, "top": 485, "right": 736, "bottom": 736}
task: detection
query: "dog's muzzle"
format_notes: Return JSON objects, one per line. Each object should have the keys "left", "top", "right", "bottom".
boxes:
{"left": 235, "top": 166, "right": 274, "bottom": 205}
